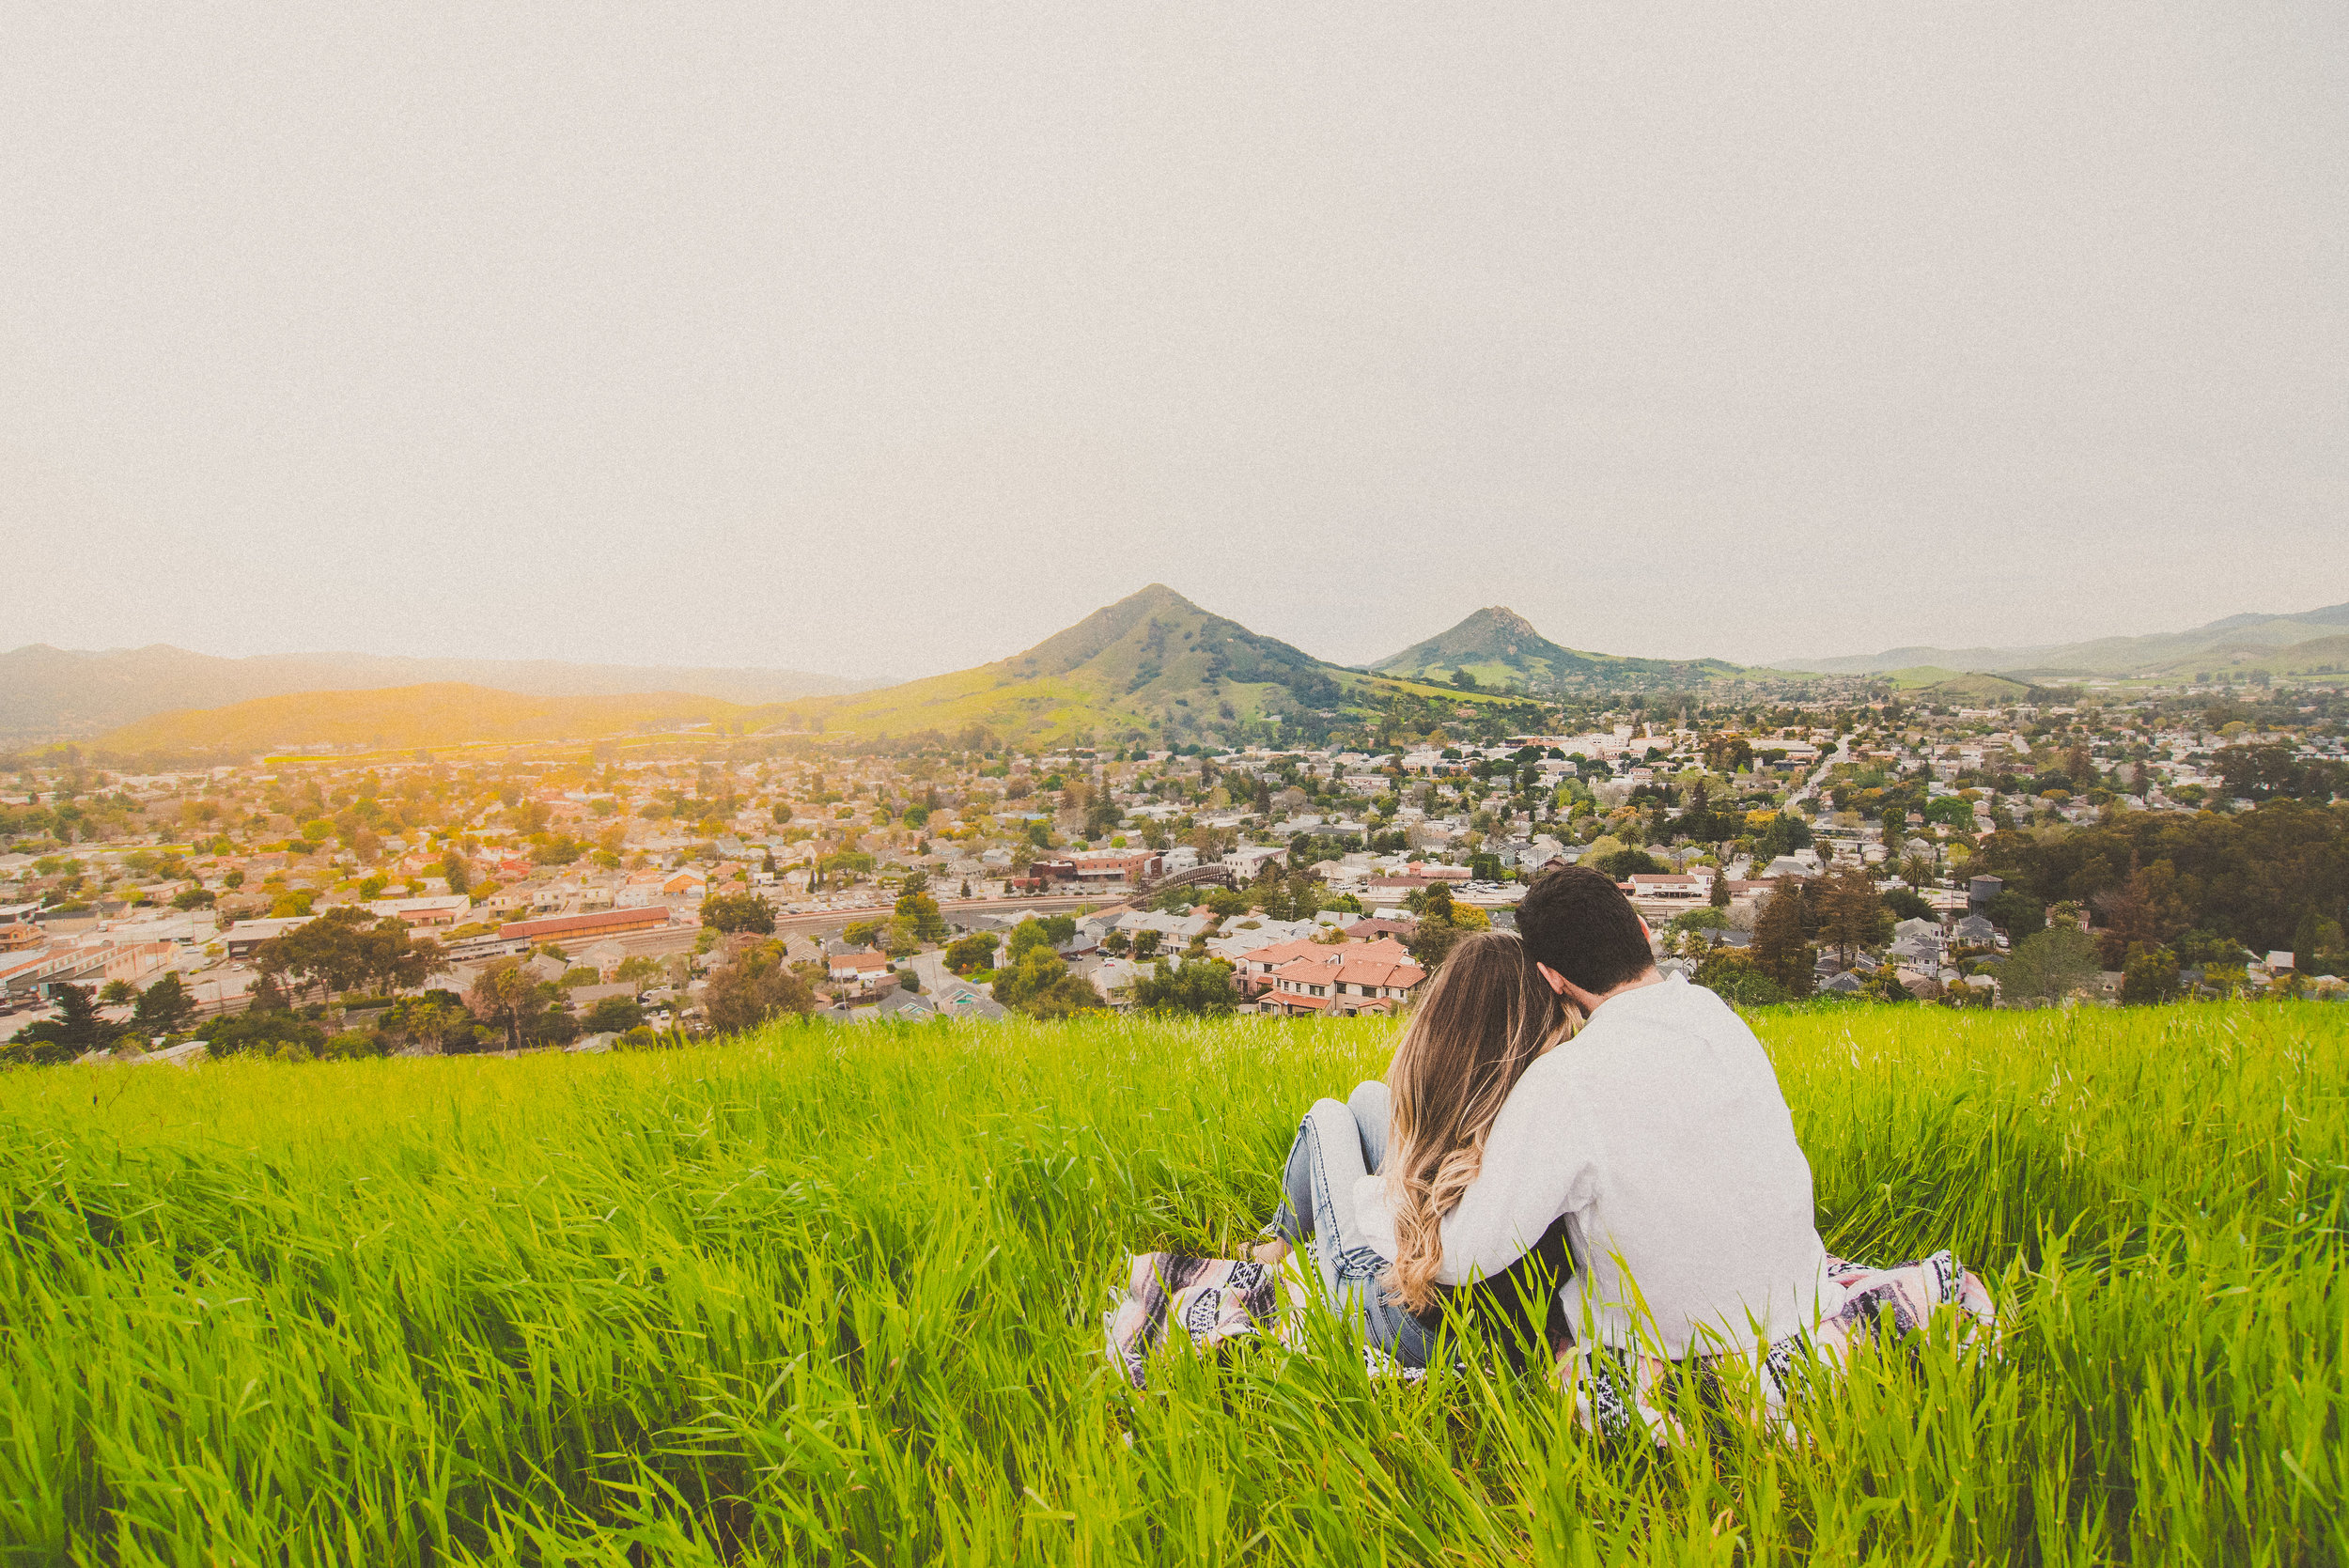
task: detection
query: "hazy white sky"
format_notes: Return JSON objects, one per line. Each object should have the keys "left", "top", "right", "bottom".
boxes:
{"left": 5, "top": 3, "right": 2344, "bottom": 679}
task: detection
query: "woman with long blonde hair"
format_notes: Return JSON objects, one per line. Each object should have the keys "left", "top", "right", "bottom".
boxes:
{"left": 1253, "top": 931, "right": 1578, "bottom": 1367}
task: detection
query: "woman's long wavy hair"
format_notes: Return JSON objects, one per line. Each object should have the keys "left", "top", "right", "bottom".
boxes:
{"left": 1381, "top": 930, "right": 1578, "bottom": 1314}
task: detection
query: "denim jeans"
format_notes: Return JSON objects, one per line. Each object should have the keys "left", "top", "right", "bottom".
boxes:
{"left": 1266, "top": 1079, "right": 1435, "bottom": 1368}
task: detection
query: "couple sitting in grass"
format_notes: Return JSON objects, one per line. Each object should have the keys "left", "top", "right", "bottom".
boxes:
{"left": 1110, "top": 866, "right": 1993, "bottom": 1437}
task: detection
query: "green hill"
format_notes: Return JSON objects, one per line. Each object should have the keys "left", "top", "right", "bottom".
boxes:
{"left": 97, "top": 683, "right": 768, "bottom": 755}
{"left": 811, "top": 584, "right": 1386, "bottom": 750}
{"left": 2137, "top": 631, "right": 2349, "bottom": 682}
{"left": 1912, "top": 672, "right": 2035, "bottom": 703}
{"left": 1371, "top": 606, "right": 1743, "bottom": 691}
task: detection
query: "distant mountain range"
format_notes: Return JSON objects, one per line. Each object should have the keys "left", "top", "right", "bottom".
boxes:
{"left": 1369, "top": 606, "right": 1741, "bottom": 690}
{"left": 0, "top": 644, "right": 890, "bottom": 742}
{"left": 808, "top": 583, "right": 1435, "bottom": 749}
{"left": 80, "top": 585, "right": 1505, "bottom": 756}
{"left": 35, "top": 589, "right": 2349, "bottom": 757}
{"left": 1783, "top": 602, "right": 2349, "bottom": 680}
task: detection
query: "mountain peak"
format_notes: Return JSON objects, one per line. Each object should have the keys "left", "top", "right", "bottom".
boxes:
{"left": 1371, "top": 607, "right": 1580, "bottom": 689}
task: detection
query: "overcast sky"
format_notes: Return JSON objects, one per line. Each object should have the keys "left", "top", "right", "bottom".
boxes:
{"left": 5, "top": 4, "right": 2344, "bottom": 680}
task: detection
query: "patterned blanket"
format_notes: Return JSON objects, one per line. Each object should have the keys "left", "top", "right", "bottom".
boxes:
{"left": 1105, "top": 1252, "right": 1288, "bottom": 1389}
{"left": 1572, "top": 1250, "right": 2000, "bottom": 1443}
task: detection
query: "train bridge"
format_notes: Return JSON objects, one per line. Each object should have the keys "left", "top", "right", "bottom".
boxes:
{"left": 1140, "top": 862, "right": 1241, "bottom": 895}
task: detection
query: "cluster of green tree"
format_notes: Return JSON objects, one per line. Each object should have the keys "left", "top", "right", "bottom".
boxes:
{"left": 1, "top": 974, "right": 206, "bottom": 1063}
{"left": 1692, "top": 867, "right": 1906, "bottom": 1006}
{"left": 249, "top": 906, "right": 446, "bottom": 1006}
{"left": 702, "top": 893, "right": 777, "bottom": 934}
{"left": 701, "top": 939, "right": 817, "bottom": 1032}
{"left": 840, "top": 889, "right": 953, "bottom": 959}
{"left": 1100, "top": 926, "right": 1165, "bottom": 960}
{"left": 2213, "top": 744, "right": 2348, "bottom": 804}
{"left": 988, "top": 917, "right": 1102, "bottom": 1017}
{"left": 1131, "top": 956, "right": 1238, "bottom": 1014}
{"left": 1974, "top": 800, "right": 2346, "bottom": 961}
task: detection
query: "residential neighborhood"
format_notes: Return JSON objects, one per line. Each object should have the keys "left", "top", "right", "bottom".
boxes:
{"left": 4, "top": 674, "right": 2345, "bottom": 1064}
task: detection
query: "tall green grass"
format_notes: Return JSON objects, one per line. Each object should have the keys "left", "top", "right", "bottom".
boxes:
{"left": 0, "top": 1002, "right": 2341, "bottom": 1565}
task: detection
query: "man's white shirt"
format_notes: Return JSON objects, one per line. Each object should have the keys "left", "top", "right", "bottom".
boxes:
{"left": 1356, "top": 973, "right": 1834, "bottom": 1356}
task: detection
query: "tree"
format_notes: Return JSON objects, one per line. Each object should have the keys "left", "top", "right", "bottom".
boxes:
{"left": 99, "top": 979, "right": 138, "bottom": 1008}
{"left": 1882, "top": 886, "right": 1934, "bottom": 924}
{"left": 702, "top": 943, "right": 816, "bottom": 1033}
{"left": 253, "top": 907, "right": 443, "bottom": 1005}
{"left": 5, "top": 982, "right": 123, "bottom": 1063}
{"left": 1750, "top": 883, "right": 1816, "bottom": 998}
{"left": 465, "top": 959, "right": 554, "bottom": 1052}
{"left": 1132, "top": 957, "right": 1237, "bottom": 1015}
{"left": 1131, "top": 928, "right": 1163, "bottom": 961}
{"left": 2094, "top": 862, "right": 2188, "bottom": 970}
{"left": 894, "top": 890, "right": 949, "bottom": 945}
{"left": 1816, "top": 867, "right": 1893, "bottom": 964}
{"left": 614, "top": 955, "right": 663, "bottom": 995}
{"left": 194, "top": 1009, "right": 328, "bottom": 1060}
{"left": 1695, "top": 948, "right": 1790, "bottom": 1008}
{"left": 1984, "top": 889, "right": 2046, "bottom": 943}
{"left": 1005, "top": 917, "right": 1072, "bottom": 963}
{"left": 2003, "top": 925, "right": 2101, "bottom": 1003}
{"left": 381, "top": 994, "right": 476, "bottom": 1053}
{"left": 945, "top": 932, "right": 999, "bottom": 974}
{"left": 2120, "top": 944, "right": 2181, "bottom": 1005}
{"left": 1594, "top": 847, "right": 1666, "bottom": 879}
{"left": 440, "top": 849, "right": 471, "bottom": 893}
{"left": 990, "top": 948, "right": 1102, "bottom": 1018}
{"left": 131, "top": 973, "right": 199, "bottom": 1037}
{"left": 1667, "top": 906, "right": 1730, "bottom": 957}
{"left": 701, "top": 893, "right": 777, "bottom": 935}
{"left": 1752, "top": 813, "right": 1813, "bottom": 863}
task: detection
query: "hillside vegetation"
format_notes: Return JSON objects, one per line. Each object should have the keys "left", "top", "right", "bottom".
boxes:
{"left": 1372, "top": 606, "right": 1744, "bottom": 692}
{"left": 96, "top": 682, "right": 773, "bottom": 754}
{"left": 3, "top": 1001, "right": 2341, "bottom": 1564}
{"left": 807, "top": 583, "right": 1505, "bottom": 750}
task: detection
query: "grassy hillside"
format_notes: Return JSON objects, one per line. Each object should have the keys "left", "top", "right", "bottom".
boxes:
{"left": 812, "top": 583, "right": 1433, "bottom": 749}
{"left": 96, "top": 682, "right": 773, "bottom": 754}
{"left": 2138, "top": 630, "right": 2349, "bottom": 681}
{"left": 1373, "top": 606, "right": 1744, "bottom": 691}
{"left": 4, "top": 1002, "right": 2341, "bottom": 1563}
{"left": 1913, "top": 671, "right": 2036, "bottom": 702}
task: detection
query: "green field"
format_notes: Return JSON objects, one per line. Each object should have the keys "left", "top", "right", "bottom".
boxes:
{"left": 3, "top": 1003, "right": 2343, "bottom": 1564}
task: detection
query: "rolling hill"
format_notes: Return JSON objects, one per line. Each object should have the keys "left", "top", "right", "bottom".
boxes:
{"left": 1370, "top": 606, "right": 1744, "bottom": 691}
{"left": 95, "top": 684, "right": 777, "bottom": 755}
{"left": 2135, "top": 631, "right": 2349, "bottom": 682}
{"left": 1910, "top": 673, "right": 2037, "bottom": 704}
{"left": 1787, "top": 601, "right": 2349, "bottom": 679}
{"left": 0, "top": 644, "right": 889, "bottom": 742}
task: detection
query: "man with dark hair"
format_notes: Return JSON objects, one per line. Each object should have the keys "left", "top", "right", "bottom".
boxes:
{"left": 1514, "top": 864, "right": 1660, "bottom": 1009}
{"left": 1420, "top": 862, "right": 1835, "bottom": 1363}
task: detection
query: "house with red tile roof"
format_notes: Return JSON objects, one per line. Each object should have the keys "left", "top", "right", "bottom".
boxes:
{"left": 1257, "top": 944, "right": 1425, "bottom": 1017}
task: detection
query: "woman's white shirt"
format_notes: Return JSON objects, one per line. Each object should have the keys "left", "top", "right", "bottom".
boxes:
{"left": 1353, "top": 973, "right": 1833, "bottom": 1357}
